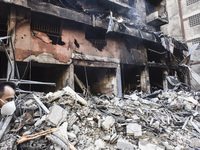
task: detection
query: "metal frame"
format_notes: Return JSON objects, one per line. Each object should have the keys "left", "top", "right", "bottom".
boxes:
{"left": 0, "top": 36, "right": 56, "bottom": 90}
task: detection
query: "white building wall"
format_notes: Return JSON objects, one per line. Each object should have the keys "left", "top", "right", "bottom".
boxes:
{"left": 161, "top": 0, "right": 183, "bottom": 40}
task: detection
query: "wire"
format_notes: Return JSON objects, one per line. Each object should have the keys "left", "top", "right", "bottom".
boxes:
{"left": 21, "top": 61, "right": 30, "bottom": 80}
{"left": 84, "top": 66, "right": 89, "bottom": 95}
{"left": 147, "top": 48, "right": 167, "bottom": 55}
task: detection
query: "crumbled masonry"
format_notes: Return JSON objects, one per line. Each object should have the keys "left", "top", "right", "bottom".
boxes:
{"left": 7, "top": 87, "right": 200, "bottom": 149}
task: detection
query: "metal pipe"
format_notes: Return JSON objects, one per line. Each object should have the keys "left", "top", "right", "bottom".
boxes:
{"left": 0, "top": 40, "right": 13, "bottom": 81}
{"left": 9, "top": 36, "right": 20, "bottom": 80}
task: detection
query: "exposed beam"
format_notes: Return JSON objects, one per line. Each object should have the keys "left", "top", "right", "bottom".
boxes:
{"left": 73, "top": 60, "right": 118, "bottom": 68}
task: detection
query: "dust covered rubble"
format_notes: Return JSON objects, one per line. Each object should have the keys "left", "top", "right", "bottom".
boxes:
{"left": 12, "top": 86, "right": 200, "bottom": 150}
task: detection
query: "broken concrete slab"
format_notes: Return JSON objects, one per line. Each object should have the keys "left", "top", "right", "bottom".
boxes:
{"left": 162, "top": 141, "right": 174, "bottom": 150}
{"left": 126, "top": 123, "right": 142, "bottom": 137}
{"left": 46, "top": 105, "right": 68, "bottom": 126}
{"left": 139, "top": 140, "right": 165, "bottom": 150}
{"left": 94, "top": 139, "right": 106, "bottom": 149}
{"left": 190, "top": 138, "right": 200, "bottom": 148}
{"left": 102, "top": 116, "right": 115, "bottom": 130}
{"left": 7, "top": 85, "right": 200, "bottom": 149}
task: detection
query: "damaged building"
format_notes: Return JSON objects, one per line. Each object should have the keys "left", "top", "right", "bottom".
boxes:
{"left": 161, "top": 0, "right": 200, "bottom": 90}
{"left": 0, "top": 0, "right": 190, "bottom": 96}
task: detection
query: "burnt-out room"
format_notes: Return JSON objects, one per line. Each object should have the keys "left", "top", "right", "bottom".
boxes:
{"left": 147, "top": 48, "right": 166, "bottom": 63}
{"left": 17, "top": 62, "right": 69, "bottom": 92}
{"left": 0, "top": 51, "right": 8, "bottom": 78}
{"left": 149, "top": 67, "right": 163, "bottom": 91}
{"left": 74, "top": 65, "right": 116, "bottom": 96}
{"left": 121, "top": 64, "right": 141, "bottom": 94}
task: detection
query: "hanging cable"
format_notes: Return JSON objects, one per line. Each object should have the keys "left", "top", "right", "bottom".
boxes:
{"left": 29, "top": 61, "right": 32, "bottom": 91}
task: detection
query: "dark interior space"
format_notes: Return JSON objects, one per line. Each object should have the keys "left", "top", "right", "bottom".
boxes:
{"left": 168, "top": 69, "right": 185, "bottom": 83}
{"left": 74, "top": 65, "right": 116, "bottom": 95}
{"left": 85, "top": 25, "right": 107, "bottom": 51}
{"left": 147, "top": 48, "right": 166, "bottom": 63}
{"left": 0, "top": 3, "right": 9, "bottom": 44}
{"left": 121, "top": 64, "right": 141, "bottom": 94}
{"left": 17, "top": 62, "right": 68, "bottom": 92}
{"left": 149, "top": 67, "right": 163, "bottom": 91}
{"left": 0, "top": 52, "right": 8, "bottom": 78}
{"left": 145, "top": 0, "right": 163, "bottom": 15}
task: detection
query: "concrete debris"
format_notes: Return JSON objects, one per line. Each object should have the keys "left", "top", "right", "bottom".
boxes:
{"left": 126, "top": 123, "right": 142, "bottom": 137}
{"left": 117, "top": 138, "right": 135, "bottom": 150}
{"left": 46, "top": 105, "right": 68, "bottom": 126}
{"left": 2, "top": 86, "right": 200, "bottom": 149}
{"left": 102, "top": 116, "right": 115, "bottom": 130}
{"left": 139, "top": 139, "right": 165, "bottom": 150}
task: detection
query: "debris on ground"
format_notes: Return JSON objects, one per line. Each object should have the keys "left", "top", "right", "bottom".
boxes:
{"left": 1, "top": 86, "right": 200, "bottom": 149}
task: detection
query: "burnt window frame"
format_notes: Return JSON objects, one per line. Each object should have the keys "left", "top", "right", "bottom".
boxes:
{"left": 31, "top": 12, "right": 65, "bottom": 45}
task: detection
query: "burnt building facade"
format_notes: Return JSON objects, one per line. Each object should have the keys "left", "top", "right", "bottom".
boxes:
{"left": 0, "top": 0, "right": 189, "bottom": 96}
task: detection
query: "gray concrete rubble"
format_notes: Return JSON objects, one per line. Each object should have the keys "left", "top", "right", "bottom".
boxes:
{"left": 4, "top": 86, "right": 200, "bottom": 149}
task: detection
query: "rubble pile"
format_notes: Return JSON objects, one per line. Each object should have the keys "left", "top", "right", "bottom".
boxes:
{"left": 11, "top": 87, "right": 200, "bottom": 149}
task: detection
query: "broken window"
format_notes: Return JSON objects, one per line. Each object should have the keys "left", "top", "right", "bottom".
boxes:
{"left": 121, "top": 65, "right": 141, "bottom": 94}
{"left": 85, "top": 26, "right": 107, "bottom": 51}
{"left": 31, "top": 12, "right": 65, "bottom": 45}
{"left": 74, "top": 65, "right": 115, "bottom": 96}
{"left": 186, "top": 0, "right": 200, "bottom": 6}
{"left": 192, "top": 37, "right": 200, "bottom": 50}
{"left": 189, "top": 13, "right": 200, "bottom": 27}
{"left": 17, "top": 62, "right": 69, "bottom": 92}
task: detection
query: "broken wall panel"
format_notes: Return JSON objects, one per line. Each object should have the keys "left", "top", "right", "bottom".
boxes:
{"left": 119, "top": 37, "right": 146, "bottom": 65}
{"left": 14, "top": 9, "right": 71, "bottom": 64}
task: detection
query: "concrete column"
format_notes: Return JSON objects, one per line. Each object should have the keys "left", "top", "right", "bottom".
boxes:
{"left": 163, "top": 69, "right": 168, "bottom": 91}
{"left": 55, "top": 66, "right": 69, "bottom": 90}
{"left": 67, "top": 63, "right": 74, "bottom": 90}
{"left": 140, "top": 66, "right": 151, "bottom": 93}
{"left": 139, "top": 45, "right": 150, "bottom": 93}
{"left": 115, "top": 64, "right": 122, "bottom": 97}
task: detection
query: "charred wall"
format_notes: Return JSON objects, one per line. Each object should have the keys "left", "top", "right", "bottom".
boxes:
{"left": 0, "top": 0, "right": 189, "bottom": 95}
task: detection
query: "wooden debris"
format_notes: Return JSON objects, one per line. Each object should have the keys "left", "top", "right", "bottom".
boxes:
{"left": 17, "top": 128, "right": 58, "bottom": 144}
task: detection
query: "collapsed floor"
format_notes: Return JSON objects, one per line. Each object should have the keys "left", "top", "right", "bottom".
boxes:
{"left": 1, "top": 86, "right": 200, "bottom": 150}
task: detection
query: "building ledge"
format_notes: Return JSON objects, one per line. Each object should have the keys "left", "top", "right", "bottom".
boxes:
{"left": 146, "top": 11, "right": 168, "bottom": 27}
